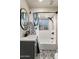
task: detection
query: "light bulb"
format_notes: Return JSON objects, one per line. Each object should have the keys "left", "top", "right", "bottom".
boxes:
{"left": 39, "top": 0, "right": 43, "bottom": 2}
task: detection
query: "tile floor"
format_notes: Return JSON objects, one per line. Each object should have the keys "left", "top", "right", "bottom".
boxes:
{"left": 35, "top": 50, "right": 56, "bottom": 59}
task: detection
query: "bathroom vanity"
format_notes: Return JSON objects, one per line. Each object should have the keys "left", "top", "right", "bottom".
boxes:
{"left": 20, "top": 35, "right": 37, "bottom": 59}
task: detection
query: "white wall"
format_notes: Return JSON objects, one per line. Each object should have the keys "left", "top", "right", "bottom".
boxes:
{"left": 31, "top": 7, "right": 58, "bottom": 12}
{"left": 20, "top": 0, "right": 29, "bottom": 12}
{"left": 20, "top": 0, "right": 30, "bottom": 37}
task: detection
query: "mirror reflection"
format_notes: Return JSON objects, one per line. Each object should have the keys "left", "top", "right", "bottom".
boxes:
{"left": 20, "top": 8, "right": 29, "bottom": 30}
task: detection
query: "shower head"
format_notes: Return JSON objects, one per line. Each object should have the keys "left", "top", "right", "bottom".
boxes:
{"left": 48, "top": 17, "right": 54, "bottom": 23}
{"left": 48, "top": 17, "right": 52, "bottom": 20}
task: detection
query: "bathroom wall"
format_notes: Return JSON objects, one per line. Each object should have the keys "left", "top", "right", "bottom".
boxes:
{"left": 49, "top": 13, "right": 57, "bottom": 44}
{"left": 20, "top": 0, "right": 30, "bottom": 37}
{"left": 31, "top": 7, "right": 58, "bottom": 13}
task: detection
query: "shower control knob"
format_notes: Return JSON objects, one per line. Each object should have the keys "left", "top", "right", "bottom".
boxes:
{"left": 51, "top": 32, "right": 54, "bottom": 34}
{"left": 51, "top": 38, "right": 54, "bottom": 40}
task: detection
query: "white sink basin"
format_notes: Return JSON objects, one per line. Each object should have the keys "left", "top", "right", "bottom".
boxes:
{"left": 20, "top": 35, "right": 37, "bottom": 41}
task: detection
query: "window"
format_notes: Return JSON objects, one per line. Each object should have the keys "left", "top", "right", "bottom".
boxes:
{"left": 39, "top": 19, "right": 49, "bottom": 30}
{"left": 33, "top": 13, "right": 49, "bottom": 30}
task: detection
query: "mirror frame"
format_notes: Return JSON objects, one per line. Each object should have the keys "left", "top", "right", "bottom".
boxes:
{"left": 20, "top": 8, "right": 29, "bottom": 30}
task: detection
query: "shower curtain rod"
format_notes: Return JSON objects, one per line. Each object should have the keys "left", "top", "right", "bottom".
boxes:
{"left": 34, "top": 11, "right": 58, "bottom": 14}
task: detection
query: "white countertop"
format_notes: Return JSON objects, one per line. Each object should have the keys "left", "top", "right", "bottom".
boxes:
{"left": 20, "top": 35, "right": 37, "bottom": 41}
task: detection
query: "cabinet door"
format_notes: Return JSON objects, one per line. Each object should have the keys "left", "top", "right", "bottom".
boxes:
{"left": 20, "top": 41, "right": 35, "bottom": 59}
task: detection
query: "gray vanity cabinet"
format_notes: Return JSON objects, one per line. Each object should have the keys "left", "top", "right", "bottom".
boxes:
{"left": 20, "top": 41, "right": 35, "bottom": 59}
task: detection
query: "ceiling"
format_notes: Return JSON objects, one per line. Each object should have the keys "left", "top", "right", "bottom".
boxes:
{"left": 26, "top": 0, "right": 58, "bottom": 8}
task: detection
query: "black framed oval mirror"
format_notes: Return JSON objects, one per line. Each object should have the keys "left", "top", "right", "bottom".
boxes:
{"left": 20, "top": 8, "right": 29, "bottom": 30}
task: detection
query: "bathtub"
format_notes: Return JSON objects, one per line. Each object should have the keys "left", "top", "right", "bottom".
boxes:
{"left": 38, "top": 30, "right": 57, "bottom": 50}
